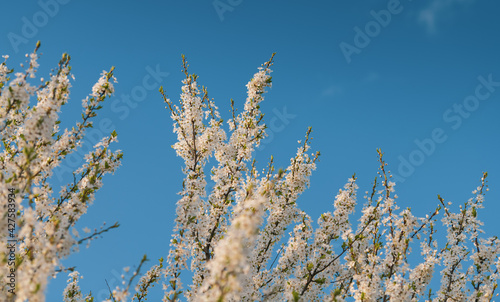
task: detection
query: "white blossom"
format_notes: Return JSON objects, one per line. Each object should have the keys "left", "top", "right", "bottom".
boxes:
{"left": 3, "top": 49, "right": 499, "bottom": 302}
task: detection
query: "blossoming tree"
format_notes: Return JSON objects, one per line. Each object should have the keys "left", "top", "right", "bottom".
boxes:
{"left": 0, "top": 43, "right": 122, "bottom": 302}
{"left": 1, "top": 46, "right": 499, "bottom": 302}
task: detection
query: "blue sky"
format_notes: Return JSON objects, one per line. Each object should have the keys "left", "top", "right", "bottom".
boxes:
{"left": 1, "top": 0, "right": 500, "bottom": 300}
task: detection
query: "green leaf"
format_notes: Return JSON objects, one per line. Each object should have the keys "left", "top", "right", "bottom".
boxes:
{"left": 307, "top": 262, "right": 314, "bottom": 271}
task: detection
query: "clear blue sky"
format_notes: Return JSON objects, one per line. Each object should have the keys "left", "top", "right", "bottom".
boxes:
{"left": 1, "top": 0, "right": 500, "bottom": 300}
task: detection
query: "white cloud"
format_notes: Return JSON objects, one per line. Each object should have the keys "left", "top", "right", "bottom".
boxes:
{"left": 321, "top": 84, "right": 342, "bottom": 98}
{"left": 363, "top": 72, "right": 380, "bottom": 83}
{"left": 418, "top": 0, "right": 473, "bottom": 34}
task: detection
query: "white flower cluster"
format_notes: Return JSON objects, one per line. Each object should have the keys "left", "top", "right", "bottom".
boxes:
{"left": 154, "top": 57, "right": 500, "bottom": 302}
{"left": 3, "top": 49, "right": 499, "bottom": 302}
{"left": 196, "top": 186, "right": 266, "bottom": 301}
{"left": 0, "top": 46, "right": 122, "bottom": 302}
{"left": 62, "top": 271, "right": 92, "bottom": 302}
{"left": 160, "top": 55, "right": 276, "bottom": 301}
